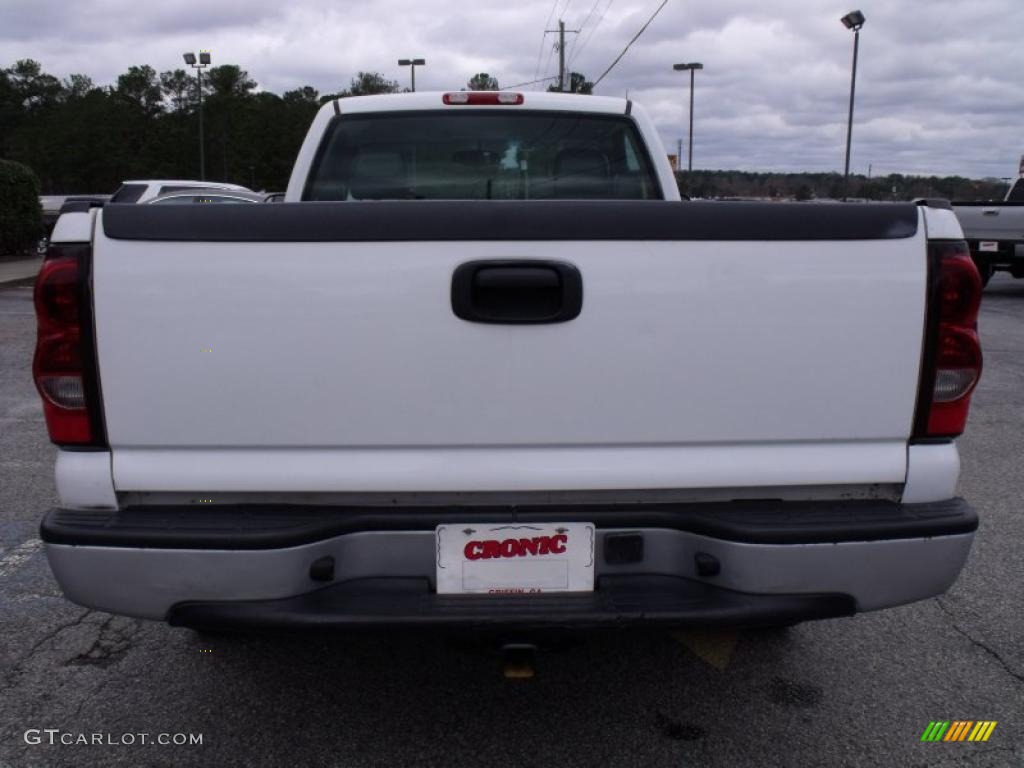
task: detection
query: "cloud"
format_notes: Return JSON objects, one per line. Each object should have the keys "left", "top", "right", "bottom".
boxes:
{"left": 2, "top": 0, "right": 1022, "bottom": 177}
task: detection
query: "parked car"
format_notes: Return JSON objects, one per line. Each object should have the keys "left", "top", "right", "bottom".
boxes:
{"left": 108, "top": 179, "right": 251, "bottom": 204}
{"left": 35, "top": 91, "right": 982, "bottom": 634}
{"left": 148, "top": 190, "right": 266, "bottom": 205}
{"left": 953, "top": 177, "right": 1024, "bottom": 285}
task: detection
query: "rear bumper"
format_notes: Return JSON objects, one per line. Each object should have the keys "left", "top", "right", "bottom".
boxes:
{"left": 969, "top": 239, "right": 1024, "bottom": 266}
{"left": 40, "top": 498, "right": 977, "bottom": 627}
{"left": 168, "top": 576, "right": 855, "bottom": 631}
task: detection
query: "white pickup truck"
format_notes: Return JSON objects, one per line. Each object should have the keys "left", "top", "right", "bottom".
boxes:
{"left": 34, "top": 91, "right": 983, "bottom": 632}
{"left": 953, "top": 177, "right": 1024, "bottom": 285}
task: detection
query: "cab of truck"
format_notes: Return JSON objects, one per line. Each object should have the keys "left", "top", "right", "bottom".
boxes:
{"left": 1006, "top": 178, "right": 1024, "bottom": 201}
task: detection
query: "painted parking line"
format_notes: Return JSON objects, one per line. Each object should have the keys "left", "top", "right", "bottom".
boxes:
{"left": 0, "top": 538, "right": 43, "bottom": 578}
{"left": 673, "top": 629, "right": 739, "bottom": 670}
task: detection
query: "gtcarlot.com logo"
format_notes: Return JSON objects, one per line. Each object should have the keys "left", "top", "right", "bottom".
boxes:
{"left": 24, "top": 729, "right": 203, "bottom": 746}
{"left": 920, "top": 721, "right": 997, "bottom": 742}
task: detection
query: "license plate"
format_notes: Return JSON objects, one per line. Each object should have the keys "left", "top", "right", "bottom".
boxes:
{"left": 979, "top": 241, "right": 999, "bottom": 252}
{"left": 435, "top": 522, "right": 595, "bottom": 595}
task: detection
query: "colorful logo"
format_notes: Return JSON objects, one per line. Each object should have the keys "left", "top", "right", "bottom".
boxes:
{"left": 920, "top": 721, "right": 997, "bottom": 742}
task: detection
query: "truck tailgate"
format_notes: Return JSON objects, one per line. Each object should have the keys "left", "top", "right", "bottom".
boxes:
{"left": 92, "top": 201, "right": 926, "bottom": 493}
{"left": 954, "top": 203, "right": 1024, "bottom": 241}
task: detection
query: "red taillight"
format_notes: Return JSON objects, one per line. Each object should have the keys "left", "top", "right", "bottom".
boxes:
{"left": 443, "top": 92, "right": 524, "bottom": 105}
{"left": 32, "top": 243, "right": 103, "bottom": 446}
{"left": 914, "top": 241, "right": 983, "bottom": 439}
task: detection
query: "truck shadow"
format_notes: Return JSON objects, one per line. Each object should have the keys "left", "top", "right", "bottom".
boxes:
{"left": 163, "top": 623, "right": 819, "bottom": 764}
{"left": 983, "top": 273, "right": 1024, "bottom": 298}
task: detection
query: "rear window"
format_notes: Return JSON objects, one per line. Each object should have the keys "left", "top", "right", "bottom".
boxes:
{"left": 109, "top": 184, "right": 146, "bottom": 203}
{"left": 1008, "top": 180, "right": 1024, "bottom": 202}
{"left": 304, "top": 111, "right": 662, "bottom": 201}
{"left": 157, "top": 185, "right": 207, "bottom": 196}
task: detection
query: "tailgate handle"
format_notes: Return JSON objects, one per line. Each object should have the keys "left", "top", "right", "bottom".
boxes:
{"left": 451, "top": 260, "right": 583, "bottom": 324}
{"left": 982, "top": 208, "right": 999, "bottom": 216}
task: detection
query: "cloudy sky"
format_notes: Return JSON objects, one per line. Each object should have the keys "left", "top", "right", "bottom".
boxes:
{"left": 2, "top": 0, "right": 1022, "bottom": 179}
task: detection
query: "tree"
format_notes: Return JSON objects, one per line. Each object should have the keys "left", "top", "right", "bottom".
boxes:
{"left": 62, "top": 74, "right": 95, "bottom": 100}
{"left": 341, "top": 71, "right": 401, "bottom": 97}
{"left": 0, "top": 67, "right": 21, "bottom": 154}
{"left": 160, "top": 69, "right": 193, "bottom": 112}
{"left": 547, "top": 71, "right": 593, "bottom": 94}
{"left": 205, "top": 65, "right": 257, "bottom": 99}
{"left": 467, "top": 73, "right": 499, "bottom": 91}
{"left": 116, "top": 65, "right": 163, "bottom": 114}
{"left": 0, "top": 159, "right": 43, "bottom": 255}
{"left": 5, "top": 59, "right": 62, "bottom": 109}
{"left": 283, "top": 86, "right": 320, "bottom": 104}
{"left": 794, "top": 184, "right": 814, "bottom": 201}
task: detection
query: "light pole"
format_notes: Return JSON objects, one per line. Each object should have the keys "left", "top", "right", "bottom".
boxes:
{"left": 398, "top": 58, "right": 425, "bottom": 92}
{"left": 673, "top": 62, "right": 703, "bottom": 172}
{"left": 183, "top": 51, "right": 211, "bottom": 180}
{"left": 840, "top": 10, "right": 865, "bottom": 201}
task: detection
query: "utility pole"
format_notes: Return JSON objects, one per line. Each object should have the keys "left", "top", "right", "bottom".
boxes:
{"left": 398, "top": 58, "right": 426, "bottom": 92}
{"left": 687, "top": 69, "right": 694, "bottom": 170}
{"left": 545, "top": 21, "right": 579, "bottom": 92}
{"left": 183, "top": 51, "right": 210, "bottom": 181}
{"left": 558, "top": 21, "right": 567, "bottom": 92}
{"left": 672, "top": 63, "right": 703, "bottom": 172}
{"left": 840, "top": 10, "right": 866, "bottom": 201}
{"left": 197, "top": 68, "right": 205, "bottom": 180}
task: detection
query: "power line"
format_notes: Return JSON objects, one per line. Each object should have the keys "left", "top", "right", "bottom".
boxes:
{"left": 540, "top": 0, "right": 574, "bottom": 84}
{"left": 541, "top": 35, "right": 559, "bottom": 85}
{"left": 534, "top": 0, "right": 561, "bottom": 80}
{"left": 570, "top": 0, "right": 614, "bottom": 67}
{"left": 545, "top": 20, "right": 580, "bottom": 92}
{"left": 567, "top": 0, "right": 602, "bottom": 63}
{"left": 592, "top": 0, "right": 669, "bottom": 88}
{"left": 500, "top": 75, "right": 560, "bottom": 90}
{"left": 578, "top": 0, "right": 603, "bottom": 35}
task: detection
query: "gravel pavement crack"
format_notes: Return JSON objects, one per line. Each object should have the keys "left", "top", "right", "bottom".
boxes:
{"left": 2, "top": 608, "right": 94, "bottom": 684}
{"left": 936, "top": 597, "right": 1024, "bottom": 686}
{"left": 65, "top": 614, "right": 140, "bottom": 668}
{"left": 69, "top": 674, "right": 115, "bottom": 722}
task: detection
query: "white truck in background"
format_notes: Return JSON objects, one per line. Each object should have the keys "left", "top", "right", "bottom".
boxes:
{"left": 37, "top": 181, "right": 250, "bottom": 254}
{"left": 108, "top": 179, "right": 252, "bottom": 204}
{"left": 34, "top": 91, "right": 983, "bottom": 632}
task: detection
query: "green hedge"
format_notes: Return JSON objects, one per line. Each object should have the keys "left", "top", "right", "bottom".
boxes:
{"left": 0, "top": 159, "right": 43, "bottom": 256}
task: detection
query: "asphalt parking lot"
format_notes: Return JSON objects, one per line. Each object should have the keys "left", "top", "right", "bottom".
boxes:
{"left": 1, "top": 275, "right": 1022, "bottom": 768}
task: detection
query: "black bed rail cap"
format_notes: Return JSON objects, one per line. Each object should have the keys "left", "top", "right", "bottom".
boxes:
{"left": 60, "top": 197, "right": 107, "bottom": 215}
{"left": 101, "top": 199, "right": 919, "bottom": 243}
{"left": 912, "top": 198, "right": 953, "bottom": 210}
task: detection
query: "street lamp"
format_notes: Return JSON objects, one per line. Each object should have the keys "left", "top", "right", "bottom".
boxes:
{"left": 183, "top": 50, "right": 211, "bottom": 180}
{"left": 840, "top": 10, "right": 865, "bottom": 201}
{"left": 673, "top": 62, "right": 703, "bottom": 172}
{"left": 397, "top": 58, "right": 426, "bottom": 92}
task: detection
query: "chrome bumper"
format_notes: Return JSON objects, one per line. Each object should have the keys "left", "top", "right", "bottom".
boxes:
{"left": 44, "top": 522, "right": 974, "bottom": 623}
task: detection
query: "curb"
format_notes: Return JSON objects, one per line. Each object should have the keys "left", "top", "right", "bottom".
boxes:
{"left": 0, "top": 259, "right": 43, "bottom": 287}
{"left": 0, "top": 275, "right": 38, "bottom": 288}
